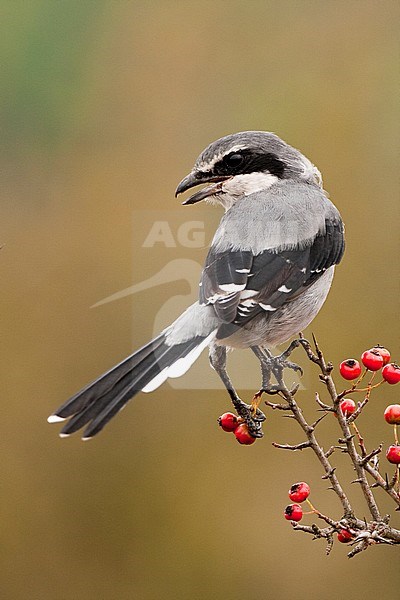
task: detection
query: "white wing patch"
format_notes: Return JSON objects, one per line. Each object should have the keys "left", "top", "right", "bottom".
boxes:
{"left": 219, "top": 283, "right": 246, "bottom": 292}
{"left": 259, "top": 303, "right": 277, "bottom": 312}
{"left": 218, "top": 293, "right": 237, "bottom": 303}
{"left": 240, "top": 289, "right": 258, "bottom": 299}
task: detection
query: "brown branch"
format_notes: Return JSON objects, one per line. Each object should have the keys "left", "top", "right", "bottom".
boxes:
{"left": 267, "top": 365, "right": 354, "bottom": 518}
{"left": 359, "top": 444, "right": 383, "bottom": 466}
{"left": 310, "top": 412, "right": 329, "bottom": 429}
{"left": 266, "top": 335, "right": 400, "bottom": 556}
{"left": 272, "top": 441, "right": 311, "bottom": 451}
{"left": 315, "top": 392, "right": 332, "bottom": 411}
{"left": 347, "top": 396, "right": 370, "bottom": 423}
{"left": 264, "top": 400, "right": 292, "bottom": 411}
{"left": 300, "top": 337, "right": 382, "bottom": 522}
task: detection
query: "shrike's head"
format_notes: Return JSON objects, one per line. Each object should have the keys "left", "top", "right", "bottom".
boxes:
{"left": 175, "top": 131, "right": 322, "bottom": 208}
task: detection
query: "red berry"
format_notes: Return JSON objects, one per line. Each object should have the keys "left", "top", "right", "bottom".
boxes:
{"left": 371, "top": 345, "right": 391, "bottom": 366}
{"left": 361, "top": 350, "right": 384, "bottom": 371}
{"left": 337, "top": 529, "right": 353, "bottom": 543}
{"left": 288, "top": 482, "right": 311, "bottom": 503}
{"left": 386, "top": 445, "right": 400, "bottom": 464}
{"left": 234, "top": 423, "right": 256, "bottom": 445}
{"left": 384, "top": 405, "right": 400, "bottom": 425}
{"left": 382, "top": 363, "right": 400, "bottom": 385}
{"left": 218, "top": 412, "right": 239, "bottom": 432}
{"left": 339, "top": 398, "right": 356, "bottom": 417}
{"left": 339, "top": 359, "right": 362, "bottom": 380}
{"left": 284, "top": 503, "right": 303, "bottom": 522}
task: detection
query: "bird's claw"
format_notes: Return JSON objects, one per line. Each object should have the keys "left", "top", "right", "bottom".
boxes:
{"left": 261, "top": 384, "right": 285, "bottom": 395}
{"left": 252, "top": 407, "right": 267, "bottom": 422}
{"left": 245, "top": 418, "right": 264, "bottom": 438}
{"left": 235, "top": 401, "right": 266, "bottom": 438}
{"left": 277, "top": 358, "right": 303, "bottom": 376}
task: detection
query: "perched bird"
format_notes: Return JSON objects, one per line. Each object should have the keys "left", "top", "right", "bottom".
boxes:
{"left": 48, "top": 131, "right": 345, "bottom": 440}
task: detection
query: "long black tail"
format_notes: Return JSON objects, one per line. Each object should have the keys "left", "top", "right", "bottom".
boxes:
{"left": 48, "top": 333, "right": 210, "bottom": 440}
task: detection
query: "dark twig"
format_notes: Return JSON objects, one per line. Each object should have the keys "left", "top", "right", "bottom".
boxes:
{"left": 272, "top": 441, "right": 311, "bottom": 451}
{"left": 359, "top": 444, "right": 383, "bottom": 466}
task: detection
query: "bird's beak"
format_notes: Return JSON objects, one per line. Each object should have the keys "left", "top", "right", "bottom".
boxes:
{"left": 175, "top": 171, "right": 230, "bottom": 205}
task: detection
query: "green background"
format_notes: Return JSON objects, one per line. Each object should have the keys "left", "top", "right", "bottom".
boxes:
{"left": 1, "top": 1, "right": 399, "bottom": 599}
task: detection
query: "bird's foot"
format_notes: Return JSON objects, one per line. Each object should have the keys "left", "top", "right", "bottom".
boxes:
{"left": 256, "top": 384, "right": 285, "bottom": 396}
{"left": 261, "top": 339, "right": 305, "bottom": 378}
{"left": 274, "top": 339, "right": 305, "bottom": 376}
{"left": 234, "top": 399, "right": 266, "bottom": 438}
{"left": 258, "top": 355, "right": 303, "bottom": 387}
{"left": 274, "top": 356, "right": 303, "bottom": 376}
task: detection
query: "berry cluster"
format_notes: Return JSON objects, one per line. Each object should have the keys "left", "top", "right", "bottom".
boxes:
{"left": 216, "top": 339, "right": 400, "bottom": 555}
{"left": 217, "top": 412, "right": 256, "bottom": 445}
{"left": 384, "top": 405, "right": 400, "bottom": 464}
{"left": 339, "top": 345, "right": 400, "bottom": 466}
{"left": 284, "top": 481, "right": 355, "bottom": 544}
{"left": 284, "top": 481, "right": 311, "bottom": 522}
{"left": 339, "top": 345, "right": 399, "bottom": 383}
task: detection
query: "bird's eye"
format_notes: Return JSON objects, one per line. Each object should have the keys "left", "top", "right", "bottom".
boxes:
{"left": 223, "top": 152, "right": 244, "bottom": 169}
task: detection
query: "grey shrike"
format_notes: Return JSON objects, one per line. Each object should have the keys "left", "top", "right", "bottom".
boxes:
{"left": 48, "top": 131, "right": 345, "bottom": 440}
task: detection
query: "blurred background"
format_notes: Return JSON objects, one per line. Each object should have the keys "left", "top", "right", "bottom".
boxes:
{"left": 1, "top": 1, "right": 399, "bottom": 598}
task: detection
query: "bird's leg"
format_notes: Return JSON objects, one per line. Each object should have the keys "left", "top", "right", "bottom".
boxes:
{"left": 276, "top": 339, "right": 305, "bottom": 374}
{"left": 209, "top": 344, "right": 265, "bottom": 438}
{"left": 252, "top": 339, "right": 306, "bottom": 399}
{"left": 251, "top": 346, "right": 284, "bottom": 409}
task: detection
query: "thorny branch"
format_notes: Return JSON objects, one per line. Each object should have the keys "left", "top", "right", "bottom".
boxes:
{"left": 266, "top": 335, "right": 400, "bottom": 557}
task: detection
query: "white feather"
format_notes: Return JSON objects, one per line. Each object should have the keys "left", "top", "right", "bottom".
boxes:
{"left": 221, "top": 172, "right": 278, "bottom": 197}
{"left": 197, "top": 144, "right": 248, "bottom": 172}
{"left": 259, "top": 303, "right": 277, "bottom": 311}
{"left": 47, "top": 414, "right": 66, "bottom": 423}
{"left": 141, "top": 369, "right": 170, "bottom": 393}
{"left": 142, "top": 332, "right": 216, "bottom": 392}
{"left": 218, "top": 293, "right": 236, "bottom": 303}
{"left": 241, "top": 299, "right": 256, "bottom": 307}
{"left": 240, "top": 289, "right": 258, "bottom": 299}
{"left": 167, "top": 332, "right": 216, "bottom": 378}
{"left": 219, "top": 283, "right": 246, "bottom": 292}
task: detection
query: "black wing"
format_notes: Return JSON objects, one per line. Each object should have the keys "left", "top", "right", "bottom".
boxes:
{"left": 199, "top": 218, "right": 344, "bottom": 328}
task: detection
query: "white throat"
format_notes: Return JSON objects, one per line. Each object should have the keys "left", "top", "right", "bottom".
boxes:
{"left": 209, "top": 171, "right": 278, "bottom": 211}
